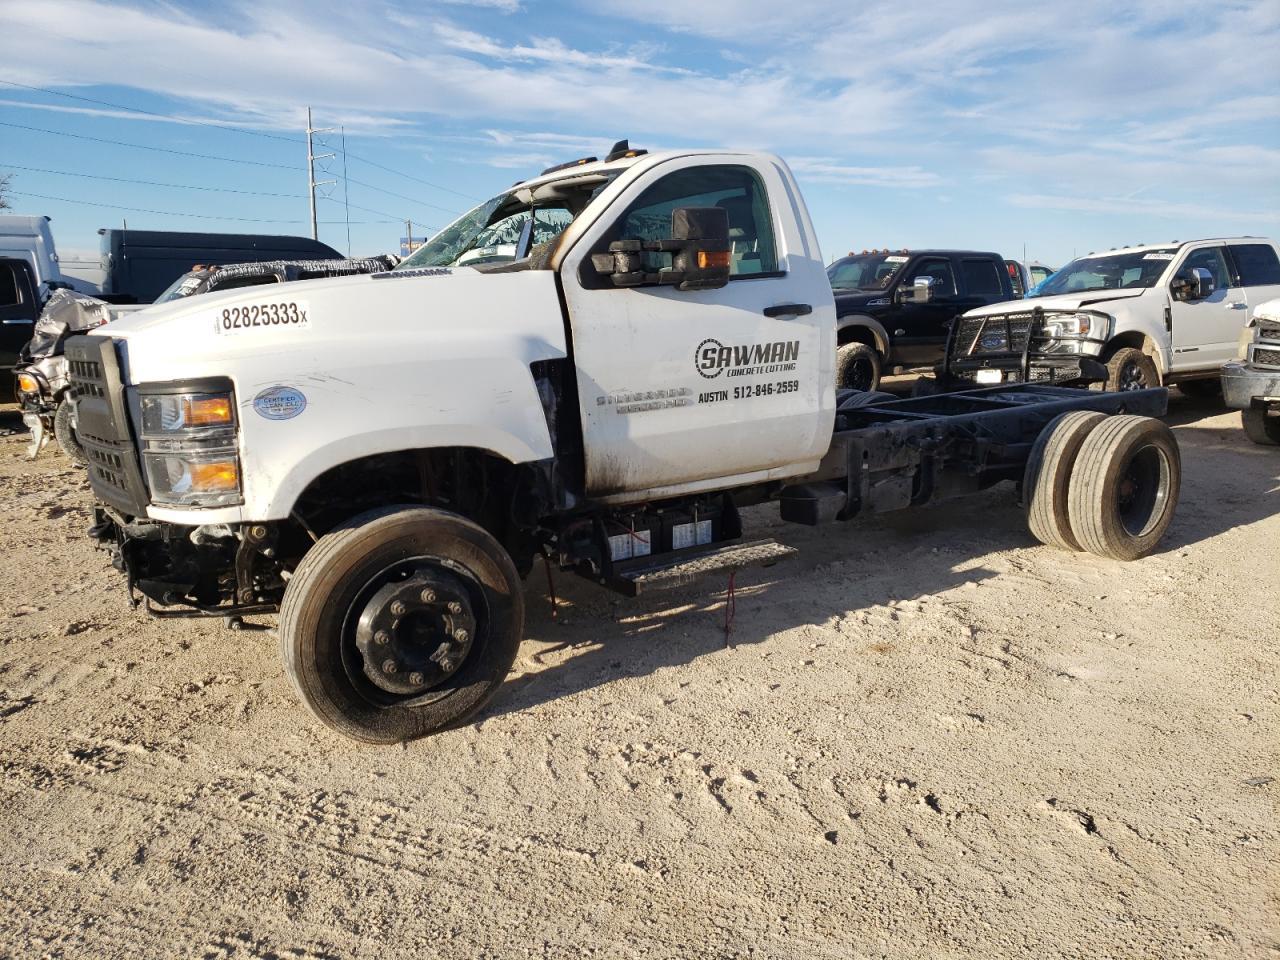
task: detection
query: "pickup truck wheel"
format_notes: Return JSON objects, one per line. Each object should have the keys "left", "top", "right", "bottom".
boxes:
{"left": 1023, "top": 410, "right": 1106, "bottom": 551}
{"left": 1241, "top": 408, "right": 1280, "bottom": 445}
{"left": 1104, "top": 347, "right": 1159, "bottom": 392}
{"left": 54, "top": 401, "right": 87, "bottom": 466}
{"left": 836, "top": 342, "right": 882, "bottom": 393}
{"left": 1067, "top": 416, "right": 1180, "bottom": 561}
{"left": 279, "top": 506, "right": 524, "bottom": 744}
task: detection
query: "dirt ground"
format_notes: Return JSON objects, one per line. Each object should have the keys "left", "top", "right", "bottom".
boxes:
{"left": 0, "top": 391, "right": 1276, "bottom": 960}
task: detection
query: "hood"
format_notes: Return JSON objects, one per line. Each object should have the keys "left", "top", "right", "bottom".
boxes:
{"left": 964, "top": 289, "right": 1149, "bottom": 318}
{"left": 831, "top": 289, "right": 892, "bottom": 311}
{"left": 1252, "top": 297, "right": 1280, "bottom": 323}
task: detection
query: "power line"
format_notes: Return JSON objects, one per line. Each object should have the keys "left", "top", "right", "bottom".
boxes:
{"left": 10, "top": 190, "right": 399, "bottom": 224}
{"left": 0, "top": 120, "right": 300, "bottom": 170}
{"left": 344, "top": 174, "right": 462, "bottom": 216}
{"left": 344, "top": 149, "right": 481, "bottom": 202}
{"left": 0, "top": 77, "right": 304, "bottom": 144}
{"left": 0, "top": 161, "right": 302, "bottom": 198}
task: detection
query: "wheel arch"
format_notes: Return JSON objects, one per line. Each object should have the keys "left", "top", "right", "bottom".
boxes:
{"left": 836, "top": 315, "right": 889, "bottom": 356}
{"left": 1103, "top": 329, "right": 1167, "bottom": 378}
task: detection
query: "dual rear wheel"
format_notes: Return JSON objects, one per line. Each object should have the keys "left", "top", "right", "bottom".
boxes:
{"left": 1024, "top": 412, "right": 1180, "bottom": 560}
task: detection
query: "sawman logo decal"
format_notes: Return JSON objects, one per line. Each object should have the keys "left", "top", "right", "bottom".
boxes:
{"left": 695, "top": 338, "right": 800, "bottom": 379}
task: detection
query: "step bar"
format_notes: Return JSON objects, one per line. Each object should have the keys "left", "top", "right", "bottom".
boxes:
{"left": 607, "top": 538, "right": 798, "bottom": 597}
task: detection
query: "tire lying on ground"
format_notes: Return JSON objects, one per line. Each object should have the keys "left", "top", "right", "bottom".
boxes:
{"left": 1241, "top": 408, "right": 1280, "bottom": 446}
{"left": 54, "top": 400, "right": 87, "bottom": 467}
{"left": 279, "top": 505, "right": 524, "bottom": 744}
{"left": 1067, "top": 415, "right": 1181, "bottom": 561}
{"left": 1023, "top": 410, "right": 1107, "bottom": 551}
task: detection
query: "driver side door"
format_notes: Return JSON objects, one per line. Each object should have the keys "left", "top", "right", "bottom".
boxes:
{"left": 1169, "top": 244, "right": 1247, "bottom": 370}
{"left": 558, "top": 157, "right": 835, "bottom": 501}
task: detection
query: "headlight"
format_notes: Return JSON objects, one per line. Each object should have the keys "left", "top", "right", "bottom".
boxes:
{"left": 1036, "top": 312, "right": 1112, "bottom": 355}
{"left": 16, "top": 372, "right": 38, "bottom": 395}
{"left": 136, "top": 385, "right": 242, "bottom": 507}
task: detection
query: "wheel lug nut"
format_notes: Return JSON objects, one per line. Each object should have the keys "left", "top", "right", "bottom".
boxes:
{"left": 374, "top": 630, "right": 390, "bottom": 645}
{"left": 447, "top": 601, "right": 462, "bottom": 614}
{"left": 439, "top": 658, "right": 454, "bottom": 673}
{"left": 382, "top": 659, "right": 398, "bottom": 674}
{"left": 453, "top": 628, "right": 469, "bottom": 644}
{"left": 420, "top": 588, "right": 436, "bottom": 603}
{"left": 390, "top": 601, "right": 407, "bottom": 616}
{"left": 409, "top": 672, "right": 424, "bottom": 685}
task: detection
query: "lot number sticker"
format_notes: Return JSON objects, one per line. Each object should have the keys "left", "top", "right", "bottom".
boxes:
{"left": 214, "top": 300, "right": 309, "bottom": 334}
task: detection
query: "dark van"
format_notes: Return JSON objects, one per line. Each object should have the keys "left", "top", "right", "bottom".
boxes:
{"left": 98, "top": 229, "right": 342, "bottom": 303}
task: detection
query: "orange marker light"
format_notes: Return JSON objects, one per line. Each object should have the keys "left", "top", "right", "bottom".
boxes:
{"left": 16, "top": 373, "right": 38, "bottom": 394}
{"left": 698, "top": 250, "right": 732, "bottom": 270}
{"left": 189, "top": 460, "right": 240, "bottom": 492}
{"left": 182, "top": 395, "right": 233, "bottom": 428}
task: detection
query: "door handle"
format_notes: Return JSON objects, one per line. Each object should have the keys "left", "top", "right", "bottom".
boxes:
{"left": 2, "top": 318, "right": 35, "bottom": 325}
{"left": 1226, "top": 302, "right": 1247, "bottom": 310}
{"left": 763, "top": 303, "right": 812, "bottom": 318}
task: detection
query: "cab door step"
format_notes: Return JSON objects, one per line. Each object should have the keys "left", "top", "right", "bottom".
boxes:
{"left": 608, "top": 539, "right": 798, "bottom": 597}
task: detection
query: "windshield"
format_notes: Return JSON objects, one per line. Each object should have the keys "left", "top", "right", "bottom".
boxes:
{"left": 827, "top": 253, "right": 910, "bottom": 291}
{"left": 396, "top": 174, "right": 616, "bottom": 270}
{"left": 154, "top": 270, "right": 210, "bottom": 303}
{"left": 1029, "top": 249, "right": 1177, "bottom": 297}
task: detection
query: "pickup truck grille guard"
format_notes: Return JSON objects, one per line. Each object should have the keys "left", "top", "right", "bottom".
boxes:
{"left": 943, "top": 308, "right": 1104, "bottom": 387}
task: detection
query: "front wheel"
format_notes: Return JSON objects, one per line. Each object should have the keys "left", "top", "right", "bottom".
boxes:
{"left": 279, "top": 506, "right": 524, "bottom": 744}
{"left": 836, "top": 342, "right": 882, "bottom": 393}
{"left": 1103, "top": 347, "right": 1159, "bottom": 392}
{"left": 1241, "top": 408, "right": 1280, "bottom": 446}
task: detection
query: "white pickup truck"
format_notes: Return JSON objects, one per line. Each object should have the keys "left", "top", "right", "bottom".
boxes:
{"left": 941, "top": 239, "right": 1280, "bottom": 393}
{"left": 68, "top": 143, "right": 1182, "bottom": 743}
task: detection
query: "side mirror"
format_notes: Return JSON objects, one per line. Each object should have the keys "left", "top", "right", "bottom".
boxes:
{"left": 899, "top": 276, "right": 935, "bottom": 304}
{"left": 591, "top": 206, "right": 731, "bottom": 291}
{"left": 1172, "top": 266, "right": 1215, "bottom": 301}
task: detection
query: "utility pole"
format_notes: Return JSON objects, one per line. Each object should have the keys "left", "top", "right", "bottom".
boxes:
{"left": 306, "top": 107, "right": 336, "bottom": 241}
{"left": 405, "top": 218, "right": 413, "bottom": 255}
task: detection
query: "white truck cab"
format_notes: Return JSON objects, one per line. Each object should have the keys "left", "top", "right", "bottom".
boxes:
{"left": 951, "top": 238, "right": 1280, "bottom": 393}
{"left": 68, "top": 143, "right": 1183, "bottom": 743}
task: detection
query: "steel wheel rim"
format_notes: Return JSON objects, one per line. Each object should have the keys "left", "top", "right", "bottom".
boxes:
{"left": 339, "top": 554, "right": 489, "bottom": 709}
{"left": 843, "top": 357, "right": 875, "bottom": 392}
{"left": 1116, "top": 443, "right": 1171, "bottom": 537}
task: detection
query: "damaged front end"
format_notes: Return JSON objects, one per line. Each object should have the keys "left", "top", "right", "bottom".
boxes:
{"left": 89, "top": 509, "right": 286, "bottom": 618}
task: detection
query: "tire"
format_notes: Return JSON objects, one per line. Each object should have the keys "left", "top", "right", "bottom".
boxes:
{"left": 1241, "top": 408, "right": 1280, "bottom": 446}
{"left": 837, "top": 389, "right": 897, "bottom": 410}
{"left": 836, "top": 341, "right": 882, "bottom": 393}
{"left": 1067, "top": 416, "right": 1181, "bottom": 561}
{"left": 279, "top": 505, "right": 524, "bottom": 744}
{"left": 1023, "top": 410, "right": 1107, "bottom": 552}
{"left": 1103, "top": 347, "right": 1159, "bottom": 392}
{"left": 1178, "top": 378, "right": 1221, "bottom": 399}
{"left": 54, "top": 400, "right": 87, "bottom": 466}
{"left": 911, "top": 375, "right": 942, "bottom": 398}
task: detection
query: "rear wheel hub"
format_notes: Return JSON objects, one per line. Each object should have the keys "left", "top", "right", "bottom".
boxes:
{"left": 354, "top": 569, "right": 477, "bottom": 696}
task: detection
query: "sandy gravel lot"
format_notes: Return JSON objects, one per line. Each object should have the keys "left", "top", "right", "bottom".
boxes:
{"left": 0, "top": 392, "right": 1276, "bottom": 959}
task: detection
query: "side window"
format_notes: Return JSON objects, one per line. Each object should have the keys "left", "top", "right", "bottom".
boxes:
{"left": 961, "top": 259, "right": 1004, "bottom": 296}
{"left": 617, "top": 165, "right": 778, "bottom": 277}
{"left": 1231, "top": 244, "right": 1280, "bottom": 287}
{"left": 213, "top": 274, "right": 280, "bottom": 293}
{"left": 0, "top": 264, "right": 19, "bottom": 307}
{"left": 904, "top": 257, "right": 956, "bottom": 296}
{"left": 1180, "top": 247, "right": 1231, "bottom": 290}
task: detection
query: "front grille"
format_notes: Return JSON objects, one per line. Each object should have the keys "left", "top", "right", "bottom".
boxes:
{"left": 953, "top": 312, "right": 1035, "bottom": 357}
{"left": 1257, "top": 320, "right": 1280, "bottom": 342}
{"left": 1251, "top": 346, "right": 1280, "bottom": 368}
{"left": 64, "top": 336, "right": 150, "bottom": 515}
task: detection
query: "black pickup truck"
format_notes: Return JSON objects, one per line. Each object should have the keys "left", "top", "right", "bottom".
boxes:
{"left": 1, "top": 257, "right": 41, "bottom": 401}
{"left": 828, "top": 249, "right": 1018, "bottom": 391}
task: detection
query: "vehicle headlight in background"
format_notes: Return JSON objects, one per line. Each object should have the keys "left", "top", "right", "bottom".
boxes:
{"left": 1036, "top": 312, "right": 1112, "bottom": 355}
{"left": 136, "top": 385, "right": 242, "bottom": 507}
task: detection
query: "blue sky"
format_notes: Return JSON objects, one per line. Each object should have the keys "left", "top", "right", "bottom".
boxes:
{"left": 1, "top": 0, "right": 1277, "bottom": 268}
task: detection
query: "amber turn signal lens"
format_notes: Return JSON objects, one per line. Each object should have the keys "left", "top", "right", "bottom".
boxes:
{"left": 188, "top": 460, "right": 240, "bottom": 492}
{"left": 16, "top": 373, "right": 38, "bottom": 393}
{"left": 697, "top": 250, "right": 732, "bottom": 270}
{"left": 182, "top": 395, "right": 233, "bottom": 427}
